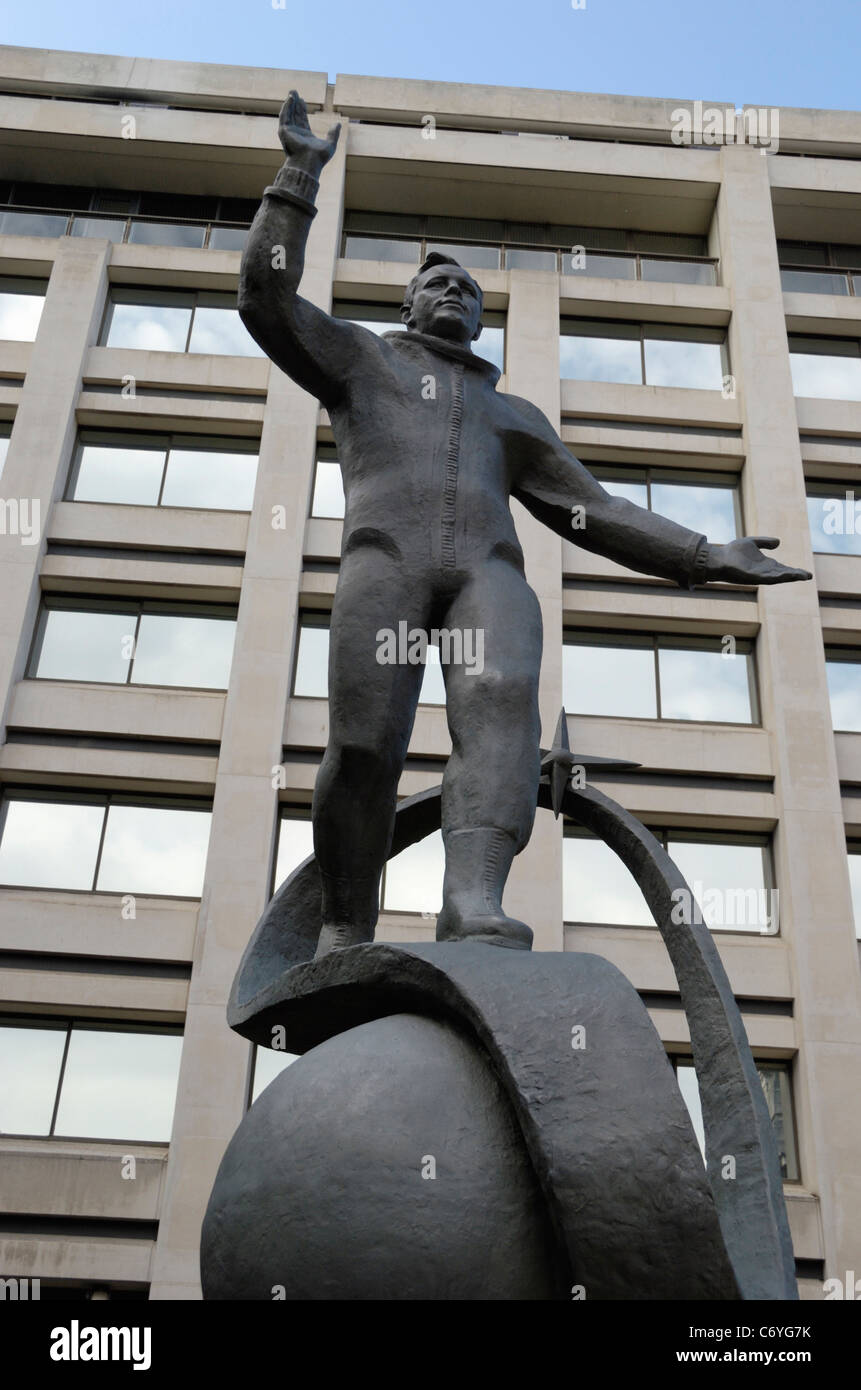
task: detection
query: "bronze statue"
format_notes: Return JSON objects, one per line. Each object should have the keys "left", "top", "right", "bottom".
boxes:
{"left": 202, "top": 92, "right": 806, "bottom": 1304}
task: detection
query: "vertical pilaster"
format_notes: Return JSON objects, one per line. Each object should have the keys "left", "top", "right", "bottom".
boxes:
{"left": 504, "top": 273, "right": 565, "bottom": 952}
{"left": 718, "top": 143, "right": 861, "bottom": 1279}
{"left": 0, "top": 238, "right": 110, "bottom": 740}
{"left": 149, "top": 122, "right": 347, "bottom": 1299}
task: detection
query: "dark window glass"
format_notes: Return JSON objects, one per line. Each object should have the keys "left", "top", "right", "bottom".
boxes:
{"left": 640, "top": 258, "right": 715, "bottom": 286}
{"left": 781, "top": 268, "right": 849, "bottom": 295}
{"left": 0, "top": 210, "right": 68, "bottom": 238}
{"left": 128, "top": 221, "right": 207, "bottom": 249}
{"left": 208, "top": 226, "right": 249, "bottom": 252}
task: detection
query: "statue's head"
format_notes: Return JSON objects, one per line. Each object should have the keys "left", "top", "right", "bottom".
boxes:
{"left": 401, "top": 252, "right": 483, "bottom": 346}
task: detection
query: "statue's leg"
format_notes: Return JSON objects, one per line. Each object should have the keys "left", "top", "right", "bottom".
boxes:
{"left": 313, "top": 546, "right": 427, "bottom": 955}
{"left": 436, "top": 559, "right": 543, "bottom": 948}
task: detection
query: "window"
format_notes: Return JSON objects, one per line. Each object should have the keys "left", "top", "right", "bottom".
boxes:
{"left": 29, "top": 599, "right": 237, "bottom": 690}
{"left": 68, "top": 431, "right": 259, "bottom": 511}
{"left": 506, "top": 248, "right": 558, "bottom": 271}
{"left": 563, "top": 631, "right": 756, "bottom": 724}
{"left": 250, "top": 1044, "right": 297, "bottom": 1103}
{"left": 383, "top": 828, "right": 445, "bottom": 914}
{"left": 639, "top": 258, "right": 715, "bottom": 286}
{"left": 589, "top": 465, "right": 739, "bottom": 543}
{"left": 0, "top": 425, "right": 10, "bottom": 482}
{"left": 825, "top": 649, "right": 861, "bottom": 731}
{"left": 560, "top": 320, "right": 726, "bottom": 389}
{"left": 569, "top": 253, "right": 716, "bottom": 286}
{"left": 334, "top": 300, "right": 506, "bottom": 374}
{"left": 0, "top": 277, "right": 46, "bottom": 341}
{"left": 806, "top": 485, "right": 861, "bottom": 555}
{"left": 127, "top": 221, "right": 206, "bottom": 249}
{"left": 781, "top": 268, "right": 850, "bottom": 296}
{"left": 311, "top": 452, "right": 345, "bottom": 519}
{"left": 343, "top": 236, "right": 422, "bottom": 264}
{"left": 0, "top": 209, "right": 69, "bottom": 238}
{"left": 272, "top": 808, "right": 444, "bottom": 917}
{"left": 292, "top": 613, "right": 446, "bottom": 706}
{"left": 341, "top": 212, "right": 715, "bottom": 283}
{"left": 671, "top": 1056, "right": 799, "bottom": 1180}
{"left": 779, "top": 239, "right": 861, "bottom": 297}
{"left": 846, "top": 844, "right": 861, "bottom": 939}
{"left": 273, "top": 811, "right": 315, "bottom": 893}
{"left": 0, "top": 1018, "right": 182, "bottom": 1142}
{"left": 425, "top": 241, "right": 500, "bottom": 269}
{"left": 563, "top": 828, "right": 775, "bottom": 934}
{"left": 0, "top": 792, "right": 212, "bottom": 896}
{"left": 572, "top": 253, "right": 637, "bottom": 281}
{"left": 102, "top": 288, "right": 264, "bottom": 357}
{"left": 789, "top": 335, "right": 861, "bottom": 401}
{"left": 70, "top": 217, "right": 128, "bottom": 243}
{"left": 0, "top": 181, "right": 255, "bottom": 249}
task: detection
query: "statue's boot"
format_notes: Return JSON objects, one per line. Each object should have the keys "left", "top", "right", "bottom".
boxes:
{"left": 315, "top": 873, "right": 379, "bottom": 958}
{"left": 436, "top": 827, "right": 533, "bottom": 950}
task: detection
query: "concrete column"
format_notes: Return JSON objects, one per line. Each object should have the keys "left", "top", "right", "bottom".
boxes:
{"left": 717, "top": 143, "right": 861, "bottom": 1280}
{"left": 0, "top": 237, "right": 110, "bottom": 740}
{"left": 504, "top": 273, "right": 564, "bottom": 952}
{"left": 148, "top": 121, "right": 347, "bottom": 1299}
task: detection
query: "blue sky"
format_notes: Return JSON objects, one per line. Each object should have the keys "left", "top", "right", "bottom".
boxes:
{"left": 3, "top": 0, "right": 859, "bottom": 112}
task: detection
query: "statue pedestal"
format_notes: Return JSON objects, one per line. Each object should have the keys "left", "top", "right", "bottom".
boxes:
{"left": 201, "top": 942, "right": 738, "bottom": 1301}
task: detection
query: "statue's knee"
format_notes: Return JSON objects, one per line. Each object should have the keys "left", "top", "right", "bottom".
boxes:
{"left": 323, "top": 740, "right": 401, "bottom": 793}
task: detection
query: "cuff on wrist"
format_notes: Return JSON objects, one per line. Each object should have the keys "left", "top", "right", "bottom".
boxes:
{"left": 689, "top": 537, "right": 711, "bottom": 587}
{"left": 263, "top": 184, "right": 318, "bottom": 218}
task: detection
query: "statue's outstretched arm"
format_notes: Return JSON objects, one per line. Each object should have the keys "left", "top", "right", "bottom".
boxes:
{"left": 509, "top": 395, "right": 811, "bottom": 589}
{"left": 238, "top": 92, "right": 358, "bottom": 409}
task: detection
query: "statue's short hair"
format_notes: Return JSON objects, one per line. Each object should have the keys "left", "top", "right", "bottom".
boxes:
{"left": 401, "top": 252, "right": 483, "bottom": 316}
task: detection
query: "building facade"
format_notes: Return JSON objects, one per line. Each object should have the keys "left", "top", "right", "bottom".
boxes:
{"left": 0, "top": 45, "right": 859, "bottom": 1301}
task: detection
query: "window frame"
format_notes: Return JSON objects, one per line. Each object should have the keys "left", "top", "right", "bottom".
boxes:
{"left": 562, "top": 627, "right": 760, "bottom": 726}
{"left": 824, "top": 644, "right": 861, "bottom": 731}
{"left": 26, "top": 595, "right": 238, "bottom": 692}
{"left": 0, "top": 181, "right": 255, "bottom": 251}
{"left": 0, "top": 1012, "right": 184, "bottom": 1144}
{"left": 669, "top": 1052, "right": 801, "bottom": 1183}
{"left": 563, "top": 822, "right": 776, "bottom": 936}
{"left": 587, "top": 462, "right": 743, "bottom": 539}
{"left": 340, "top": 214, "right": 718, "bottom": 282}
{"left": 559, "top": 317, "right": 729, "bottom": 388}
{"left": 0, "top": 787, "right": 213, "bottom": 899}
{"left": 310, "top": 444, "right": 344, "bottom": 520}
{"left": 271, "top": 804, "right": 314, "bottom": 899}
{"left": 99, "top": 286, "right": 259, "bottom": 357}
{"left": 66, "top": 429, "right": 260, "bottom": 512}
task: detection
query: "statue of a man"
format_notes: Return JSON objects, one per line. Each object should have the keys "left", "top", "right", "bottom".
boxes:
{"left": 239, "top": 93, "right": 810, "bottom": 957}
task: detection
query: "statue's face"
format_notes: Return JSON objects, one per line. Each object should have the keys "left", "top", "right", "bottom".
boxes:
{"left": 403, "top": 264, "right": 483, "bottom": 345}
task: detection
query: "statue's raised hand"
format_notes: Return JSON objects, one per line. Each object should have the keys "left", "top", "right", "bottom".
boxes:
{"left": 704, "top": 536, "right": 812, "bottom": 585}
{"left": 278, "top": 90, "right": 341, "bottom": 172}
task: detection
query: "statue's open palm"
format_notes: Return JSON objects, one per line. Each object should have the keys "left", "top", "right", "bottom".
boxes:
{"left": 708, "top": 536, "right": 812, "bottom": 585}
{"left": 278, "top": 90, "right": 340, "bottom": 168}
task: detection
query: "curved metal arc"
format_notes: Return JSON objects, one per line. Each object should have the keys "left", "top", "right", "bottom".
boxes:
{"left": 561, "top": 780, "right": 797, "bottom": 1301}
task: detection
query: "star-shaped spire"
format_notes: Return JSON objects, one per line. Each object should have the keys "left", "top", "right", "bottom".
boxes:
{"left": 540, "top": 708, "right": 640, "bottom": 818}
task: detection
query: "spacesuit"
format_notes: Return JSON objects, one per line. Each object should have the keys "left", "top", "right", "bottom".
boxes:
{"left": 238, "top": 99, "right": 807, "bottom": 955}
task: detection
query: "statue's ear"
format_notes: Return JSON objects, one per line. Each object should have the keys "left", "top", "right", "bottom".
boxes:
{"left": 471, "top": 321, "right": 483, "bottom": 342}
{"left": 400, "top": 303, "right": 414, "bottom": 329}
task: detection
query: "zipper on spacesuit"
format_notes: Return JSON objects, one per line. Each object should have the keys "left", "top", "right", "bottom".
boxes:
{"left": 441, "top": 363, "right": 464, "bottom": 568}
